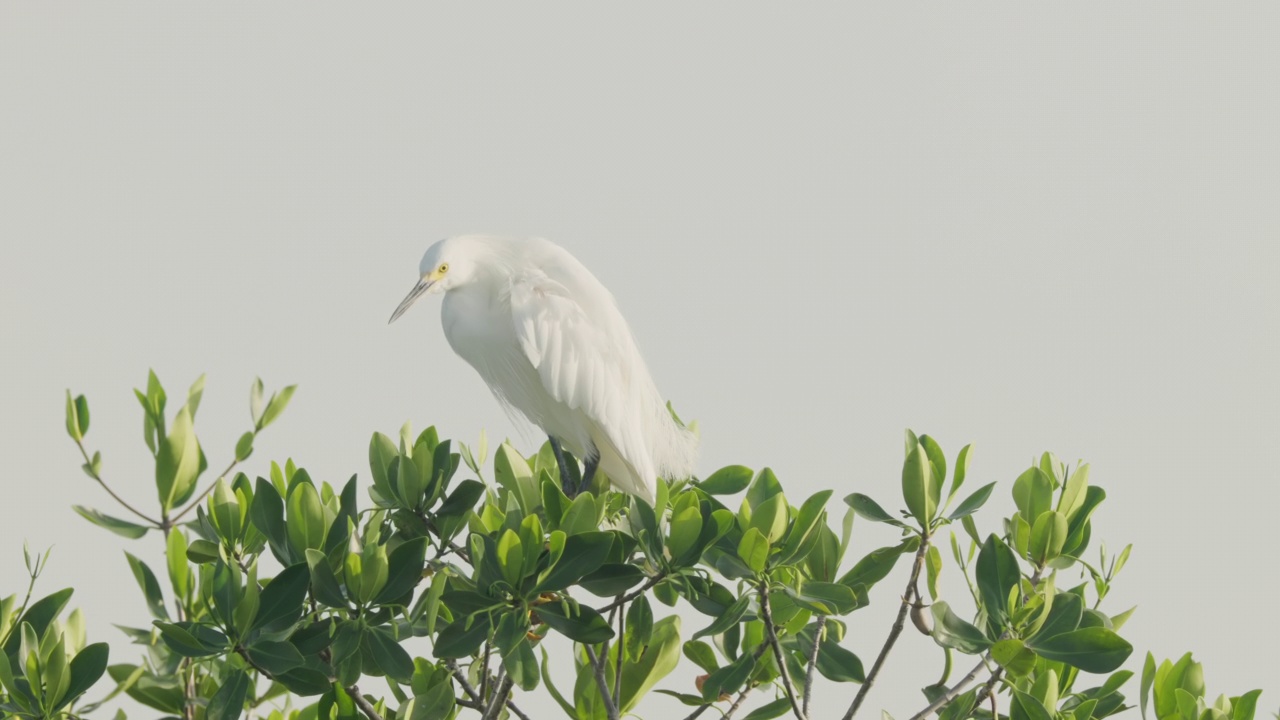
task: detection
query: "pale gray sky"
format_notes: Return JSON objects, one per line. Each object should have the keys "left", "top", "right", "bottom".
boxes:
{"left": 1, "top": 3, "right": 1277, "bottom": 717}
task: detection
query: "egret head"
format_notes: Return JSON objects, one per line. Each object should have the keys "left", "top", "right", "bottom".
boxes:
{"left": 388, "top": 236, "right": 485, "bottom": 323}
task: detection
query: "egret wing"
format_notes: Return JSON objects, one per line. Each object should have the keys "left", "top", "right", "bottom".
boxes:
{"left": 509, "top": 272, "right": 644, "bottom": 461}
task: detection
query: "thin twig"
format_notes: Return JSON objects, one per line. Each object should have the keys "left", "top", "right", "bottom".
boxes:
{"left": 906, "top": 655, "right": 989, "bottom": 720}
{"left": 841, "top": 534, "right": 930, "bottom": 720}
{"left": 585, "top": 645, "right": 621, "bottom": 720}
{"left": 613, "top": 597, "right": 626, "bottom": 708}
{"left": 802, "top": 616, "right": 826, "bottom": 717}
{"left": 758, "top": 584, "right": 806, "bottom": 720}
{"left": 75, "top": 440, "right": 162, "bottom": 526}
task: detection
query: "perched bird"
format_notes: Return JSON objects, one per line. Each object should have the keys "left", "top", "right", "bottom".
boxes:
{"left": 389, "top": 235, "right": 697, "bottom": 504}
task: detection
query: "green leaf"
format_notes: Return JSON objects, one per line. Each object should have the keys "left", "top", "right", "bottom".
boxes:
{"left": 843, "top": 493, "right": 899, "bottom": 524}
{"left": 1012, "top": 690, "right": 1054, "bottom": 720}
{"left": 699, "top": 465, "right": 754, "bottom": 495}
{"left": 737, "top": 528, "right": 770, "bottom": 574}
{"left": 1140, "top": 652, "right": 1156, "bottom": 720}
{"left": 975, "top": 535, "right": 1020, "bottom": 624}
{"left": 1058, "top": 464, "right": 1090, "bottom": 521}
{"left": 1033, "top": 592, "right": 1083, "bottom": 642}
{"left": 785, "top": 581, "right": 859, "bottom": 616}
{"left": 155, "top": 407, "right": 202, "bottom": 512}
{"left": 406, "top": 683, "right": 458, "bottom": 720}
{"left": 537, "top": 531, "right": 613, "bottom": 592}
{"left": 1012, "top": 467, "right": 1054, "bottom": 525}
{"left": 374, "top": 537, "right": 427, "bottom": 605}
{"left": 73, "top": 506, "right": 150, "bottom": 539}
{"left": 250, "top": 564, "right": 309, "bottom": 634}
{"left": 693, "top": 595, "right": 750, "bottom": 640}
{"left": 902, "top": 445, "right": 936, "bottom": 526}
{"left": 258, "top": 385, "right": 296, "bottom": 430}
{"left": 742, "top": 698, "right": 794, "bottom": 720}
{"left": 838, "top": 540, "right": 914, "bottom": 592}
{"left": 991, "top": 638, "right": 1038, "bottom": 677}
{"left": 433, "top": 613, "right": 492, "bottom": 659}
{"left": 748, "top": 493, "right": 790, "bottom": 544}
{"left": 245, "top": 640, "right": 304, "bottom": 675}
{"left": 1232, "top": 689, "right": 1262, "bottom": 720}
{"left": 618, "top": 616, "right": 682, "bottom": 714}
{"left": 700, "top": 650, "right": 756, "bottom": 701}
{"left": 947, "top": 482, "right": 996, "bottom": 521}
{"left": 537, "top": 602, "right": 614, "bottom": 644}
{"left": 626, "top": 595, "right": 654, "bottom": 661}
{"left": 125, "top": 553, "right": 168, "bottom": 620}
{"left": 155, "top": 621, "right": 226, "bottom": 657}
{"left": 1029, "top": 510, "right": 1069, "bottom": 566}
{"left": 683, "top": 640, "right": 719, "bottom": 673}
{"left": 579, "top": 564, "right": 647, "bottom": 597}
{"left": 207, "top": 669, "right": 250, "bottom": 720}
{"left": 950, "top": 443, "right": 974, "bottom": 501}
{"left": 54, "top": 642, "right": 109, "bottom": 710}
{"left": 304, "top": 549, "right": 348, "bottom": 609}
{"left": 365, "top": 626, "right": 414, "bottom": 683}
{"left": 3, "top": 588, "right": 73, "bottom": 657}
{"left": 1029, "top": 627, "right": 1133, "bottom": 673}
{"left": 65, "top": 390, "right": 85, "bottom": 441}
{"left": 744, "top": 468, "right": 783, "bottom": 510}
{"left": 930, "top": 602, "right": 991, "bottom": 654}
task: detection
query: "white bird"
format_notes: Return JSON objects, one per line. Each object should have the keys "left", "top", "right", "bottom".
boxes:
{"left": 388, "top": 235, "right": 698, "bottom": 504}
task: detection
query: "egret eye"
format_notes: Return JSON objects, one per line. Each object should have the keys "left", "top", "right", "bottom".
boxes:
{"left": 438, "top": 263, "right": 449, "bottom": 274}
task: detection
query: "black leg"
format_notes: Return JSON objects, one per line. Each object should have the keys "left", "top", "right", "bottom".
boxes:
{"left": 580, "top": 452, "right": 599, "bottom": 496}
{"left": 548, "top": 436, "right": 575, "bottom": 497}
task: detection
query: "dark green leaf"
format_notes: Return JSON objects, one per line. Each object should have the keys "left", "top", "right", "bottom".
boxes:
{"left": 902, "top": 445, "right": 935, "bottom": 526}
{"left": 975, "top": 535, "right": 1019, "bottom": 625}
{"left": 54, "top": 642, "right": 109, "bottom": 710}
{"left": 579, "top": 564, "right": 647, "bottom": 597}
{"left": 365, "top": 627, "right": 414, "bottom": 683}
{"left": 693, "top": 595, "right": 750, "bottom": 640}
{"left": 124, "top": 553, "right": 169, "bottom": 620}
{"left": 433, "top": 614, "right": 492, "bottom": 659}
{"left": 374, "top": 537, "right": 427, "bottom": 605}
{"left": 537, "top": 531, "right": 612, "bottom": 592}
{"left": 207, "top": 669, "right": 250, "bottom": 720}
{"left": 537, "top": 602, "right": 614, "bottom": 644}
{"left": 1029, "top": 627, "right": 1132, "bottom": 674}
{"left": 838, "top": 540, "right": 913, "bottom": 593}
{"left": 250, "top": 564, "right": 309, "bottom": 634}
{"left": 244, "top": 640, "right": 304, "bottom": 675}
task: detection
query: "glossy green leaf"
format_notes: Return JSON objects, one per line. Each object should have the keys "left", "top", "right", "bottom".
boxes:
{"left": 699, "top": 465, "right": 754, "bottom": 495}
{"left": 244, "top": 640, "right": 304, "bottom": 675}
{"left": 991, "top": 638, "right": 1038, "bottom": 677}
{"left": 693, "top": 595, "right": 750, "bottom": 640}
{"left": 125, "top": 553, "right": 168, "bottom": 620}
{"left": 1030, "top": 627, "right": 1133, "bottom": 673}
{"left": 54, "top": 642, "right": 109, "bottom": 710}
{"left": 975, "top": 535, "right": 1020, "bottom": 623}
{"left": 930, "top": 601, "right": 991, "bottom": 654}
{"left": 618, "top": 616, "right": 682, "bottom": 713}
{"left": 1029, "top": 510, "right": 1069, "bottom": 566}
{"left": 737, "top": 527, "right": 769, "bottom": 574}
{"left": 250, "top": 563, "right": 309, "bottom": 634}
{"left": 947, "top": 482, "right": 996, "bottom": 522}
{"left": 902, "top": 445, "right": 935, "bottom": 526}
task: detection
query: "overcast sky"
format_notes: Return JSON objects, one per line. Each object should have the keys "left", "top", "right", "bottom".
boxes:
{"left": 1, "top": 3, "right": 1277, "bottom": 717}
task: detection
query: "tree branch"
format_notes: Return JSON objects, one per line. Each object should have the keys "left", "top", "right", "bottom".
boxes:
{"left": 841, "top": 534, "right": 930, "bottom": 720}
{"left": 585, "top": 645, "right": 621, "bottom": 720}
{"left": 802, "top": 616, "right": 826, "bottom": 717}
{"left": 758, "top": 583, "right": 806, "bottom": 720}
{"left": 347, "top": 684, "right": 385, "bottom": 720}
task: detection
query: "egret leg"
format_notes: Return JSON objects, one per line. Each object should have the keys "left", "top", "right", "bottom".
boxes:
{"left": 548, "top": 436, "right": 576, "bottom": 497}
{"left": 579, "top": 453, "right": 599, "bottom": 496}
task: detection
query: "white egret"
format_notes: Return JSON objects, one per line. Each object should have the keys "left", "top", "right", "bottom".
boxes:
{"left": 389, "top": 235, "right": 697, "bottom": 504}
